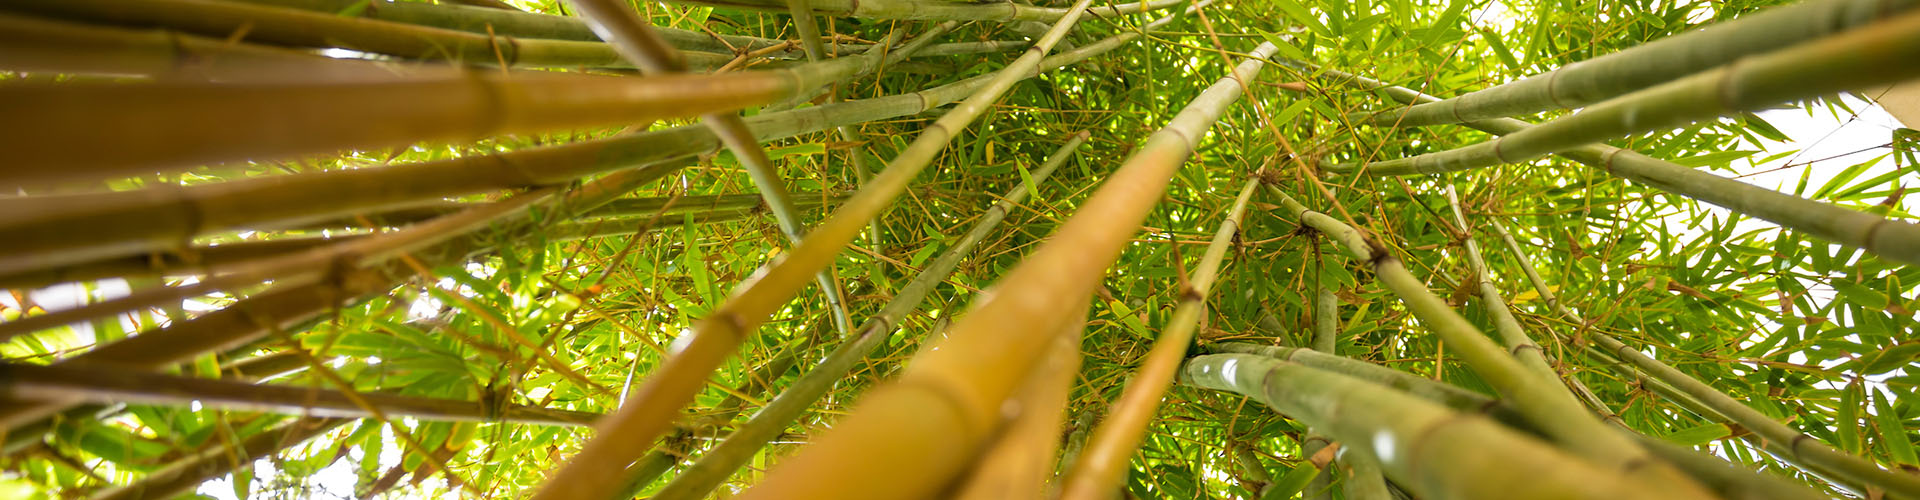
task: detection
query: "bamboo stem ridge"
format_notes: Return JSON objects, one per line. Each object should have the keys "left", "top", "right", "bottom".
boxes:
{"left": 0, "top": 363, "right": 603, "bottom": 426}
{"left": 1359, "top": 0, "right": 1917, "bottom": 127}
{"left": 648, "top": 133, "right": 1089, "bottom": 500}
{"left": 1314, "top": 66, "right": 1920, "bottom": 266}
{"left": 1260, "top": 184, "right": 1716, "bottom": 498}
{"left": 1058, "top": 179, "right": 1259, "bottom": 500}
{"left": 730, "top": 40, "right": 1280, "bottom": 500}
{"left": 527, "top": 2, "right": 1098, "bottom": 498}
{"left": 1329, "top": 10, "right": 1920, "bottom": 176}
{"left": 0, "top": 72, "right": 790, "bottom": 188}
{"left": 1179, "top": 354, "right": 1697, "bottom": 500}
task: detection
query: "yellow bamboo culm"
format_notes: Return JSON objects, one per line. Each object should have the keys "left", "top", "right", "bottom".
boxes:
{"left": 730, "top": 41, "right": 1279, "bottom": 500}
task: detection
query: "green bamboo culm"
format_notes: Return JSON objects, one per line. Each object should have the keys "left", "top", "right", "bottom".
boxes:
{"left": 1310, "top": 65, "right": 1920, "bottom": 266}
{"left": 1357, "top": 0, "right": 1916, "bottom": 127}
{"left": 224, "top": 0, "right": 796, "bottom": 53}
{"left": 1441, "top": 185, "right": 1557, "bottom": 383}
{"left": 645, "top": 133, "right": 1089, "bottom": 500}
{"left": 1327, "top": 10, "right": 1920, "bottom": 176}
{"left": 1261, "top": 183, "right": 1718, "bottom": 499}
{"left": 1179, "top": 353, "right": 1699, "bottom": 500}
{"left": 0, "top": 13, "right": 410, "bottom": 83}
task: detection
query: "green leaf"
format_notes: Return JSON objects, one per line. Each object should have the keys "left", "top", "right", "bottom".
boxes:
{"left": 1875, "top": 387, "right": 1917, "bottom": 465}
{"left": 1259, "top": 461, "right": 1321, "bottom": 499}
{"left": 1662, "top": 423, "right": 1733, "bottom": 447}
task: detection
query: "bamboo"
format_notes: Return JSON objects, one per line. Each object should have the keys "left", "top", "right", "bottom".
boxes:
{"left": 0, "top": 363, "right": 603, "bottom": 426}
{"left": 1180, "top": 353, "right": 1696, "bottom": 500}
{"left": 0, "top": 165, "right": 672, "bottom": 434}
{"left": 952, "top": 303, "right": 1084, "bottom": 500}
{"left": 611, "top": 345, "right": 806, "bottom": 496}
{"left": 1359, "top": 0, "right": 1918, "bottom": 127}
{"left": 1208, "top": 343, "right": 1831, "bottom": 500}
{"left": 1261, "top": 184, "right": 1715, "bottom": 498}
{"left": 732, "top": 40, "right": 1279, "bottom": 500}
{"left": 1, "top": 71, "right": 789, "bottom": 189}
{"left": 1058, "top": 179, "right": 1258, "bottom": 500}
{"left": 0, "top": 13, "right": 410, "bottom": 83}
{"left": 648, "top": 133, "right": 1089, "bottom": 500}
{"left": 529, "top": 2, "right": 1098, "bottom": 497}
{"left": 1317, "top": 63, "right": 1920, "bottom": 264}
{"left": 226, "top": 0, "right": 793, "bottom": 53}
{"left": 87, "top": 417, "right": 347, "bottom": 500}
{"left": 618, "top": 0, "right": 1179, "bottom": 21}
{"left": 1441, "top": 186, "right": 1557, "bottom": 383}
{"left": 0, "top": 0, "right": 739, "bottom": 70}
{"left": 1328, "top": 10, "right": 1920, "bottom": 177}
{"left": 0, "top": 23, "right": 923, "bottom": 277}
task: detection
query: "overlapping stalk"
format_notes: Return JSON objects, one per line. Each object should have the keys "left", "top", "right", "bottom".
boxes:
{"left": 525, "top": 2, "right": 1097, "bottom": 498}
{"left": 1204, "top": 343, "right": 1832, "bottom": 500}
{"left": 1485, "top": 229, "right": 1920, "bottom": 498}
{"left": 1328, "top": 10, "right": 1920, "bottom": 177}
{"left": 88, "top": 417, "right": 347, "bottom": 500}
{"left": 0, "top": 165, "right": 672, "bottom": 433}
{"left": 1180, "top": 354, "right": 1700, "bottom": 500}
{"left": 1058, "top": 179, "right": 1258, "bottom": 500}
{"left": 1, "top": 0, "right": 737, "bottom": 70}
{"left": 0, "top": 363, "right": 603, "bottom": 426}
{"left": 2, "top": 72, "right": 789, "bottom": 187}
{"left": 1260, "top": 184, "right": 1715, "bottom": 498}
{"left": 1359, "top": 0, "right": 1916, "bottom": 127}
{"left": 1312, "top": 65, "right": 1920, "bottom": 265}
{"left": 729, "top": 40, "right": 1280, "bottom": 500}
{"left": 951, "top": 306, "right": 1084, "bottom": 500}
{"left": 0, "top": 25, "right": 923, "bottom": 277}
{"left": 1441, "top": 186, "right": 1557, "bottom": 382}
{"left": 619, "top": 0, "right": 1178, "bottom": 21}
{"left": 648, "top": 133, "right": 1089, "bottom": 500}
{"left": 226, "top": 0, "right": 789, "bottom": 52}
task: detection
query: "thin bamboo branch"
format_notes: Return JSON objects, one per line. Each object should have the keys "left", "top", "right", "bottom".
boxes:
{"left": 1260, "top": 184, "right": 1715, "bottom": 498}
{"left": 732, "top": 39, "right": 1278, "bottom": 500}
{"left": 0, "top": 71, "right": 790, "bottom": 188}
{"left": 631, "top": 0, "right": 1180, "bottom": 21}
{"left": 611, "top": 344, "right": 807, "bottom": 496}
{"left": 1358, "top": 0, "right": 1918, "bottom": 127}
{"left": 1058, "top": 178, "right": 1259, "bottom": 500}
{"left": 1328, "top": 10, "right": 1920, "bottom": 176}
{"left": 648, "top": 132, "right": 1089, "bottom": 500}
{"left": 0, "top": 363, "right": 602, "bottom": 426}
{"left": 1441, "top": 186, "right": 1557, "bottom": 383}
{"left": 227, "top": 0, "right": 793, "bottom": 52}
{"left": 531, "top": 2, "right": 1099, "bottom": 496}
{"left": 87, "top": 417, "right": 347, "bottom": 500}
{"left": 1315, "top": 63, "right": 1920, "bottom": 264}
{"left": 1180, "top": 353, "right": 1695, "bottom": 500}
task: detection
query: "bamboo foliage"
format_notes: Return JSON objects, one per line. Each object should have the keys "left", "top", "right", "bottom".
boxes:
{"left": 726, "top": 40, "right": 1280, "bottom": 500}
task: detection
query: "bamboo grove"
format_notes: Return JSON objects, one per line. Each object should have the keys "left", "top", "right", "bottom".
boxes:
{"left": 0, "top": 0, "right": 1917, "bottom": 497}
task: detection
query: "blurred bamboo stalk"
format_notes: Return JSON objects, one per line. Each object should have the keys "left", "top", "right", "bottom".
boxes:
{"left": 649, "top": 132, "right": 1089, "bottom": 500}
{"left": 528, "top": 2, "right": 1098, "bottom": 496}
{"left": 1057, "top": 179, "right": 1257, "bottom": 500}
{"left": 0, "top": 13, "right": 411, "bottom": 83}
{"left": 0, "top": 71, "right": 788, "bottom": 188}
{"left": 1328, "top": 10, "right": 1920, "bottom": 176}
{"left": 228, "top": 0, "right": 792, "bottom": 52}
{"left": 1357, "top": 0, "right": 1918, "bottom": 127}
{"left": 731, "top": 40, "right": 1279, "bottom": 500}
{"left": 1180, "top": 354, "right": 1700, "bottom": 500}
{"left": 951, "top": 304, "right": 1084, "bottom": 500}
{"left": 1260, "top": 184, "right": 1716, "bottom": 498}
{"left": 0, "top": 363, "right": 603, "bottom": 426}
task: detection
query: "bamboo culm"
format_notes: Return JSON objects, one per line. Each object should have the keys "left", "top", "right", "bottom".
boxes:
{"left": 1360, "top": 0, "right": 1916, "bottom": 127}
{"left": 1058, "top": 178, "right": 1258, "bottom": 500}
{"left": 1180, "top": 354, "right": 1698, "bottom": 500}
{"left": 648, "top": 133, "right": 1089, "bottom": 500}
{"left": 729, "top": 39, "right": 1279, "bottom": 500}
